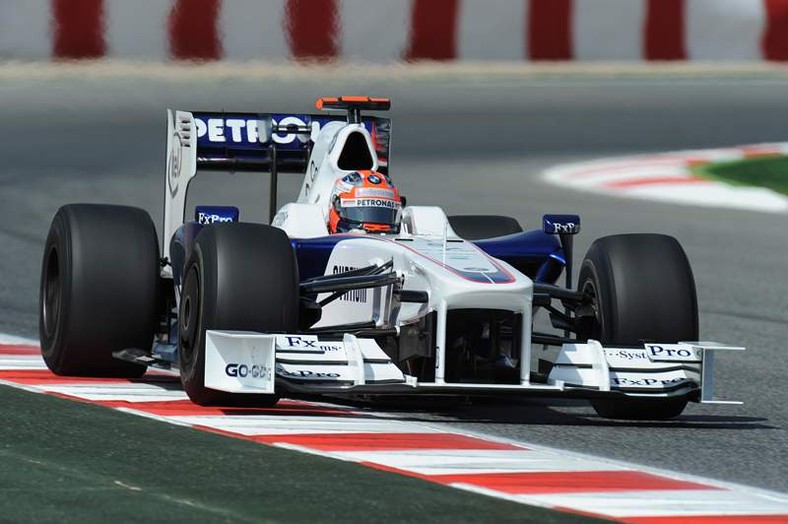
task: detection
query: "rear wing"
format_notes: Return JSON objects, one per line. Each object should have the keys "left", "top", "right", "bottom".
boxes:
{"left": 163, "top": 109, "right": 391, "bottom": 260}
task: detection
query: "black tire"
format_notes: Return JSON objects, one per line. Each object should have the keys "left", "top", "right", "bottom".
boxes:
{"left": 448, "top": 215, "right": 522, "bottom": 240}
{"left": 178, "top": 223, "right": 299, "bottom": 406}
{"left": 577, "top": 234, "right": 698, "bottom": 420}
{"left": 39, "top": 204, "right": 159, "bottom": 377}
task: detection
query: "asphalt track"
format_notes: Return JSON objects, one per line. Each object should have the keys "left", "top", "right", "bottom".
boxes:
{"left": 1, "top": 68, "right": 786, "bottom": 494}
{"left": 1, "top": 385, "right": 596, "bottom": 524}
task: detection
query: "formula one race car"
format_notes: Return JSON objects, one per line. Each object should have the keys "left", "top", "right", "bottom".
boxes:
{"left": 39, "top": 96, "right": 744, "bottom": 420}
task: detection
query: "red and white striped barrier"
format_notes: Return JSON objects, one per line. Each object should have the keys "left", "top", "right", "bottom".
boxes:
{"left": 544, "top": 143, "right": 788, "bottom": 213}
{"left": 1, "top": 0, "right": 788, "bottom": 63}
{"left": 2, "top": 335, "right": 787, "bottom": 521}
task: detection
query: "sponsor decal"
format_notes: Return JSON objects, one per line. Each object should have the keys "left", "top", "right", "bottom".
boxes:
{"left": 277, "top": 335, "right": 343, "bottom": 352}
{"left": 277, "top": 367, "right": 342, "bottom": 379}
{"left": 605, "top": 349, "right": 650, "bottom": 361}
{"left": 542, "top": 214, "right": 581, "bottom": 235}
{"left": 612, "top": 376, "right": 690, "bottom": 387}
{"left": 302, "top": 159, "right": 320, "bottom": 197}
{"left": 354, "top": 188, "right": 395, "bottom": 199}
{"left": 332, "top": 265, "right": 367, "bottom": 303}
{"left": 194, "top": 116, "right": 319, "bottom": 145}
{"left": 646, "top": 344, "right": 702, "bottom": 362}
{"left": 191, "top": 114, "right": 383, "bottom": 156}
{"left": 281, "top": 335, "right": 318, "bottom": 348}
{"left": 334, "top": 182, "right": 353, "bottom": 195}
{"left": 167, "top": 131, "right": 183, "bottom": 197}
{"left": 197, "top": 213, "right": 233, "bottom": 224}
{"left": 341, "top": 198, "right": 400, "bottom": 209}
{"left": 342, "top": 172, "right": 363, "bottom": 185}
{"left": 551, "top": 222, "right": 578, "bottom": 234}
{"left": 194, "top": 206, "right": 239, "bottom": 224}
{"left": 367, "top": 174, "right": 382, "bottom": 184}
{"left": 225, "top": 363, "right": 271, "bottom": 379}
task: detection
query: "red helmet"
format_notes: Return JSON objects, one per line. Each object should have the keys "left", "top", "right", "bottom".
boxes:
{"left": 329, "top": 170, "right": 402, "bottom": 234}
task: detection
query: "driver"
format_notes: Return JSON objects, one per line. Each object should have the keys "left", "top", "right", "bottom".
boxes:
{"left": 328, "top": 170, "right": 402, "bottom": 234}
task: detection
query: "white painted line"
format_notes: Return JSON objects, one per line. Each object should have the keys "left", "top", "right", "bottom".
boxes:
{"left": 41, "top": 383, "right": 189, "bottom": 402}
{"left": 0, "top": 356, "right": 47, "bottom": 370}
{"left": 169, "top": 415, "right": 437, "bottom": 436}
{"left": 0, "top": 379, "right": 50, "bottom": 395}
{"left": 114, "top": 407, "right": 199, "bottom": 428}
{"left": 517, "top": 489, "right": 788, "bottom": 518}
{"left": 334, "top": 449, "right": 630, "bottom": 476}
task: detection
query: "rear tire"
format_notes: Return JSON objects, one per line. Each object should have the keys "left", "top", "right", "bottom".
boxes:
{"left": 448, "top": 215, "right": 522, "bottom": 240}
{"left": 178, "top": 223, "right": 299, "bottom": 406}
{"left": 39, "top": 204, "right": 159, "bottom": 377}
{"left": 577, "top": 234, "right": 698, "bottom": 420}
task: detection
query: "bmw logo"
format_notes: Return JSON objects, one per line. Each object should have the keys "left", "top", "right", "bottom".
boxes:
{"left": 367, "top": 174, "right": 382, "bottom": 184}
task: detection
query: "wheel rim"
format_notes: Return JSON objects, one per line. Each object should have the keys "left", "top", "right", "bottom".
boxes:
{"left": 42, "top": 246, "right": 61, "bottom": 339}
{"left": 179, "top": 266, "right": 201, "bottom": 372}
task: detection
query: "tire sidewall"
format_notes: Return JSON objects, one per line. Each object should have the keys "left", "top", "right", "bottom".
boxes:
{"left": 178, "top": 242, "right": 214, "bottom": 401}
{"left": 40, "top": 212, "right": 72, "bottom": 370}
{"left": 577, "top": 254, "right": 610, "bottom": 344}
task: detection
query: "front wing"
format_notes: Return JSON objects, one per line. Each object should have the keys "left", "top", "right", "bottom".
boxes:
{"left": 203, "top": 330, "right": 743, "bottom": 404}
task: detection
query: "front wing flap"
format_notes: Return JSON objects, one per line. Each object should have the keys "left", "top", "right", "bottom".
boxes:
{"left": 547, "top": 340, "right": 745, "bottom": 404}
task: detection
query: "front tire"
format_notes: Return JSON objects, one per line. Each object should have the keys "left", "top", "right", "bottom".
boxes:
{"left": 178, "top": 223, "right": 299, "bottom": 406}
{"left": 39, "top": 204, "right": 159, "bottom": 377}
{"left": 577, "top": 234, "right": 698, "bottom": 420}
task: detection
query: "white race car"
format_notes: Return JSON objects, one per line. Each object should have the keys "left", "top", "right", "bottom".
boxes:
{"left": 39, "top": 96, "right": 743, "bottom": 419}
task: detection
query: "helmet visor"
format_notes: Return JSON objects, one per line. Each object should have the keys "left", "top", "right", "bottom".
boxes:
{"left": 339, "top": 197, "right": 400, "bottom": 227}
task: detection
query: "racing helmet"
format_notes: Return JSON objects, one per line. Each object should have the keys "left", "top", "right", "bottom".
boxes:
{"left": 329, "top": 170, "right": 402, "bottom": 234}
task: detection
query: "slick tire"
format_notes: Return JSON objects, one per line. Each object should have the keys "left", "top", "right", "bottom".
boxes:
{"left": 40, "top": 204, "right": 159, "bottom": 377}
{"left": 447, "top": 215, "right": 522, "bottom": 240}
{"left": 178, "top": 223, "right": 299, "bottom": 406}
{"left": 577, "top": 234, "right": 698, "bottom": 420}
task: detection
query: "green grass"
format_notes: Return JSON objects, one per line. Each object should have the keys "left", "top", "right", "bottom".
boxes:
{"left": 691, "top": 155, "right": 788, "bottom": 196}
{"left": 0, "top": 386, "right": 607, "bottom": 523}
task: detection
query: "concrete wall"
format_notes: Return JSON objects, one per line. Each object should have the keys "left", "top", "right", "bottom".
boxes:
{"left": 1, "top": 0, "right": 787, "bottom": 62}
